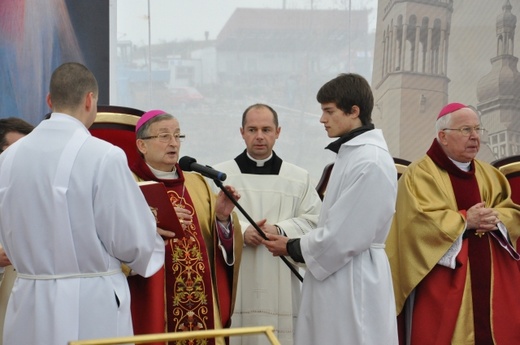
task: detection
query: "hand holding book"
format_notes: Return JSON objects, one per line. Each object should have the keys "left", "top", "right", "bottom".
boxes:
{"left": 137, "top": 181, "right": 183, "bottom": 238}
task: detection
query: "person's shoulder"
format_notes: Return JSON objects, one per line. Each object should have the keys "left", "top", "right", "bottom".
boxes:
{"left": 212, "top": 159, "right": 242, "bottom": 177}
{"left": 346, "top": 138, "right": 389, "bottom": 161}
{"left": 86, "top": 135, "right": 121, "bottom": 150}
{"left": 353, "top": 145, "right": 396, "bottom": 175}
{"left": 474, "top": 158, "right": 493, "bottom": 168}
{"left": 401, "top": 155, "right": 430, "bottom": 171}
{"left": 280, "top": 161, "right": 310, "bottom": 175}
{"left": 278, "top": 161, "right": 314, "bottom": 183}
{"left": 184, "top": 170, "right": 210, "bottom": 186}
{"left": 398, "top": 155, "right": 437, "bottom": 183}
{"left": 474, "top": 159, "right": 502, "bottom": 175}
{"left": 84, "top": 136, "right": 126, "bottom": 159}
{"left": 183, "top": 171, "right": 214, "bottom": 199}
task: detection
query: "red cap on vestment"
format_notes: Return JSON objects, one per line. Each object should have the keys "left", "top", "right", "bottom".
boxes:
{"left": 437, "top": 103, "right": 467, "bottom": 119}
{"left": 136, "top": 109, "right": 167, "bottom": 133}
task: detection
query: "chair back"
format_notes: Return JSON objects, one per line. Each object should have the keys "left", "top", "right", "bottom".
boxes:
{"left": 316, "top": 163, "right": 334, "bottom": 201}
{"left": 394, "top": 157, "right": 411, "bottom": 179}
{"left": 89, "top": 105, "right": 143, "bottom": 167}
{"left": 492, "top": 155, "right": 520, "bottom": 204}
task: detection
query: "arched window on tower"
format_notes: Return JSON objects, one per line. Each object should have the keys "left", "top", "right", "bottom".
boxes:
{"left": 405, "top": 15, "right": 417, "bottom": 72}
{"left": 396, "top": 15, "right": 403, "bottom": 71}
{"left": 498, "top": 34, "right": 504, "bottom": 56}
{"left": 382, "top": 28, "right": 387, "bottom": 77}
{"left": 431, "top": 19, "right": 442, "bottom": 74}
{"left": 419, "top": 17, "right": 429, "bottom": 74}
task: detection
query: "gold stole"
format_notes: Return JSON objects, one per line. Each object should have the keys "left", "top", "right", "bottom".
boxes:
{"left": 165, "top": 185, "right": 217, "bottom": 345}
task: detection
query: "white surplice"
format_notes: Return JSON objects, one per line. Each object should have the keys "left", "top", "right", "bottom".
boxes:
{"left": 213, "top": 160, "right": 321, "bottom": 345}
{"left": 0, "top": 114, "right": 164, "bottom": 345}
{"left": 298, "top": 129, "right": 398, "bottom": 345}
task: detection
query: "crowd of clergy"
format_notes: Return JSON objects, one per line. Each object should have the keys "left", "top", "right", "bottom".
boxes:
{"left": 0, "top": 63, "right": 519, "bottom": 345}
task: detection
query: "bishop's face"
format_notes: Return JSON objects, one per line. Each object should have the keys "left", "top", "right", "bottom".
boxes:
{"left": 438, "top": 108, "right": 481, "bottom": 163}
{"left": 137, "top": 118, "right": 182, "bottom": 172}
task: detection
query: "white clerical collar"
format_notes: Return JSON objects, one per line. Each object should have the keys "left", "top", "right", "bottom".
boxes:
{"left": 147, "top": 163, "right": 178, "bottom": 179}
{"left": 247, "top": 152, "right": 273, "bottom": 167}
{"left": 449, "top": 158, "right": 471, "bottom": 172}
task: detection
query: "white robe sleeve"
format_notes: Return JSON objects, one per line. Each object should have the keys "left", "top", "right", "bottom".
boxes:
{"left": 93, "top": 147, "right": 164, "bottom": 277}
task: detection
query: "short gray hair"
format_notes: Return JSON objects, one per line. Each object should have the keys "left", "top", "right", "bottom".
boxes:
{"left": 435, "top": 113, "right": 452, "bottom": 141}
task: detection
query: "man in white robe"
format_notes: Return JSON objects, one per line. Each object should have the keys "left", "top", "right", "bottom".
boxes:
{"left": 0, "top": 62, "right": 164, "bottom": 345}
{"left": 264, "top": 74, "right": 398, "bottom": 345}
{"left": 213, "top": 104, "right": 321, "bottom": 345}
{"left": 0, "top": 117, "right": 34, "bottom": 345}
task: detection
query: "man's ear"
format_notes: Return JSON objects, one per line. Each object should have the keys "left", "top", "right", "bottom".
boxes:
{"left": 85, "top": 92, "right": 95, "bottom": 112}
{"left": 349, "top": 105, "right": 361, "bottom": 119}
{"left": 46, "top": 93, "right": 53, "bottom": 109}
{"left": 136, "top": 139, "right": 147, "bottom": 155}
{"left": 438, "top": 130, "right": 448, "bottom": 145}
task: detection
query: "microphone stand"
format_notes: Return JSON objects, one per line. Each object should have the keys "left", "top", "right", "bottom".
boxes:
{"left": 214, "top": 178, "right": 303, "bottom": 282}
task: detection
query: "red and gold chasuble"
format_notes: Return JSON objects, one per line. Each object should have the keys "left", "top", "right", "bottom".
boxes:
{"left": 129, "top": 159, "right": 239, "bottom": 345}
{"left": 391, "top": 139, "right": 520, "bottom": 345}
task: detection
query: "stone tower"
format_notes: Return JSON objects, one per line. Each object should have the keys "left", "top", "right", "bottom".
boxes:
{"left": 477, "top": 0, "right": 520, "bottom": 159}
{"left": 372, "top": 0, "right": 453, "bottom": 160}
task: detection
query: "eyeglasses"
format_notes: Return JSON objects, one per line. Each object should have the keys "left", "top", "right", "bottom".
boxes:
{"left": 442, "top": 126, "right": 486, "bottom": 136}
{"left": 141, "top": 133, "right": 186, "bottom": 142}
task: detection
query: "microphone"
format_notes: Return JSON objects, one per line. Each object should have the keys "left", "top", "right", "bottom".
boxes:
{"left": 179, "top": 156, "right": 227, "bottom": 181}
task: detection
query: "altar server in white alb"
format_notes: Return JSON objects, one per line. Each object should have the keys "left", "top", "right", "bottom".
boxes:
{"left": 0, "top": 62, "right": 165, "bottom": 345}
{"left": 263, "top": 73, "right": 398, "bottom": 345}
{"left": 213, "top": 103, "right": 322, "bottom": 345}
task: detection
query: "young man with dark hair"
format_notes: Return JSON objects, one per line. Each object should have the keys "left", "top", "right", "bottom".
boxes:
{"left": 264, "top": 73, "right": 398, "bottom": 345}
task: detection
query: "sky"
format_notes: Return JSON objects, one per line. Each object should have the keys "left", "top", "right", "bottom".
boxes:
{"left": 116, "top": 0, "right": 378, "bottom": 46}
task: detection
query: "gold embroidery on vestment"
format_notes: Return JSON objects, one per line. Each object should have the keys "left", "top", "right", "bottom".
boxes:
{"left": 167, "top": 189, "right": 210, "bottom": 336}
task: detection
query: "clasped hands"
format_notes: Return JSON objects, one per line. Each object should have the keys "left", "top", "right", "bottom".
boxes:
{"left": 241, "top": 219, "right": 289, "bottom": 257}
{"left": 466, "top": 202, "right": 500, "bottom": 234}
